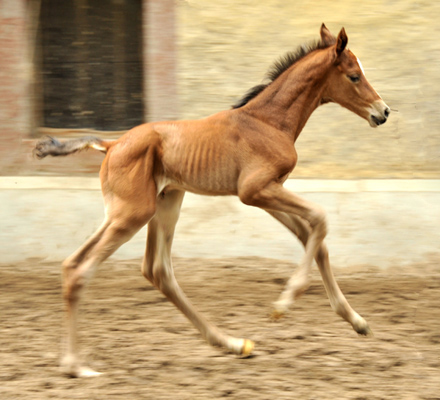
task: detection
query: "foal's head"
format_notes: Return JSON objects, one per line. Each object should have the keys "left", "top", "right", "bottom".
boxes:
{"left": 320, "top": 24, "right": 390, "bottom": 127}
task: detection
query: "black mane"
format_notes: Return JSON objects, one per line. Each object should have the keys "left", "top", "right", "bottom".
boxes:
{"left": 232, "top": 40, "right": 330, "bottom": 109}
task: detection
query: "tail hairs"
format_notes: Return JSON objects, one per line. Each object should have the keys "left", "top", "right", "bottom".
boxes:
{"left": 33, "top": 136, "right": 109, "bottom": 159}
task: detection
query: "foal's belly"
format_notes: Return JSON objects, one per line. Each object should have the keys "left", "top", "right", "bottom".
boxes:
{"left": 156, "top": 163, "right": 240, "bottom": 196}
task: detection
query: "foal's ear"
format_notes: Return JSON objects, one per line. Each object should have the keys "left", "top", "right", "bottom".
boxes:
{"left": 336, "top": 27, "right": 348, "bottom": 55}
{"left": 320, "top": 23, "right": 335, "bottom": 46}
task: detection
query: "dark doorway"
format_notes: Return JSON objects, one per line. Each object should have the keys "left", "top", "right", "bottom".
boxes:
{"left": 39, "top": 0, "right": 144, "bottom": 131}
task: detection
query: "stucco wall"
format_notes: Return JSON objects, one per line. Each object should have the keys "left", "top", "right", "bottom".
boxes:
{"left": 177, "top": 0, "right": 440, "bottom": 178}
{"left": 2, "top": 177, "right": 439, "bottom": 267}
{"left": 0, "top": 0, "right": 30, "bottom": 173}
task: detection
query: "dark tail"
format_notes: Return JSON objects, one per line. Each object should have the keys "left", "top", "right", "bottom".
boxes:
{"left": 33, "top": 136, "right": 112, "bottom": 159}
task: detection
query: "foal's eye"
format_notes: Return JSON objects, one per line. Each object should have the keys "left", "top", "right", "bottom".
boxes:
{"left": 349, "top": 75, "right": 360, "bottom": 83}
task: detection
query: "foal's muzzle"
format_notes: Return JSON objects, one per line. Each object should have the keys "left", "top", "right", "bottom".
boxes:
{"left": 368, "top": 101, "right": 390, "bottom": 128}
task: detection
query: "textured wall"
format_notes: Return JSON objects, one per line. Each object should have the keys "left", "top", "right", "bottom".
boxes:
{"left": 0, "top": 0, "right": 30, "bottom": 174}
{"left": 2, "top": 178, "right": 439, "bottom": 266}
{"left": 177, "top": 0, "right": 440, "bottom": 178}
{"left": 144, "top": 0, "right": 178, "bottom": 122}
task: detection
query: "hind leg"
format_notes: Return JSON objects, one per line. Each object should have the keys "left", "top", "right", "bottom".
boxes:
{"left": 62, "top": 197, "right": 156, "bottom": 377}
{"left": 63, "top": 218, "right": 111, "bottom": 268}
{"left": 142, "top": 189, "right": 254, "bottom": 355}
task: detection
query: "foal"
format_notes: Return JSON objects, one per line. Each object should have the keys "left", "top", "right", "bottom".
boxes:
{"left": 35, "top": 24, "right": 389, "bottom": 377}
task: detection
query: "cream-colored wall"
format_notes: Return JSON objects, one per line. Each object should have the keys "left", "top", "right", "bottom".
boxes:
{"left": 0, "top": 0, "right": 31, "bottom": 174}
{"left": 177, "top": 0, "right": 440, "bottom": 178}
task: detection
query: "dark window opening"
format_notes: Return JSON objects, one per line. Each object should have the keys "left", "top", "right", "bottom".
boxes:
{"left": 40, "top": 0, "right": 144, "bottom": 131}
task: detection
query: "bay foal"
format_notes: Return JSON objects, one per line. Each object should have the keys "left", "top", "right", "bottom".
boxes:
{"left": 35, "top": 24, "right": 390, "bottom": 377}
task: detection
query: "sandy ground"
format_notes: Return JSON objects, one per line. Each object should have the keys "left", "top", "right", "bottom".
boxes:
{"left": 1, "top": 257, "right": 439, "bottom": 399}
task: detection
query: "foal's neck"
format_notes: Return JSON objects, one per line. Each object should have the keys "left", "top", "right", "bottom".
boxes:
{"left": 244, "top": 50, "right": 333, "bottom": 142}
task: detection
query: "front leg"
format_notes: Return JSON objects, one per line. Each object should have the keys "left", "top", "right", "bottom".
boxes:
{"left": 267, "top": 210, "right": 371, "bottom": 335}
{"left": 239, "top": 180, "right": 327, "bottom": 315}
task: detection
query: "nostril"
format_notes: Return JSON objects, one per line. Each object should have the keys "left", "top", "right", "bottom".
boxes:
{"left": 384, "top": 108, "right": 390, "bottom": 118}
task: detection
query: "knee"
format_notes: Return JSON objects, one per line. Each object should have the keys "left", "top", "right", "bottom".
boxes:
{"left": 309, "top": 206, "right": 327, "bottom": 238}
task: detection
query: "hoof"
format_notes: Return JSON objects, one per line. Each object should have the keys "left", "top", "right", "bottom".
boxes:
{"left": 357, "top": 325, "right": 374, "bottom": 337}
{"left": 271, "top": 310, "right": 285, "bottom": 321}
{"left": 76, "top": 367, "right": 103, "bottom": 378}
{"left": 61, "top": 359, "right": 102, "bottom": 378}
{"left": 241, "top": 339, "right": 255, "bottom": 356}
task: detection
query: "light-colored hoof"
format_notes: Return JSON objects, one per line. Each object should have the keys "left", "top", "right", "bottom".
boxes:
{"left": 271, "top": 309, "right": 285, "bottom": 321}
{"left": 61, "top": 361, "right": 102, "bottom": 378}
{"left": 241, "top": 339, "right": 255, "bottom": 356}
{"left": 76, "top": 367, "right": 103, "bottom": 378}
